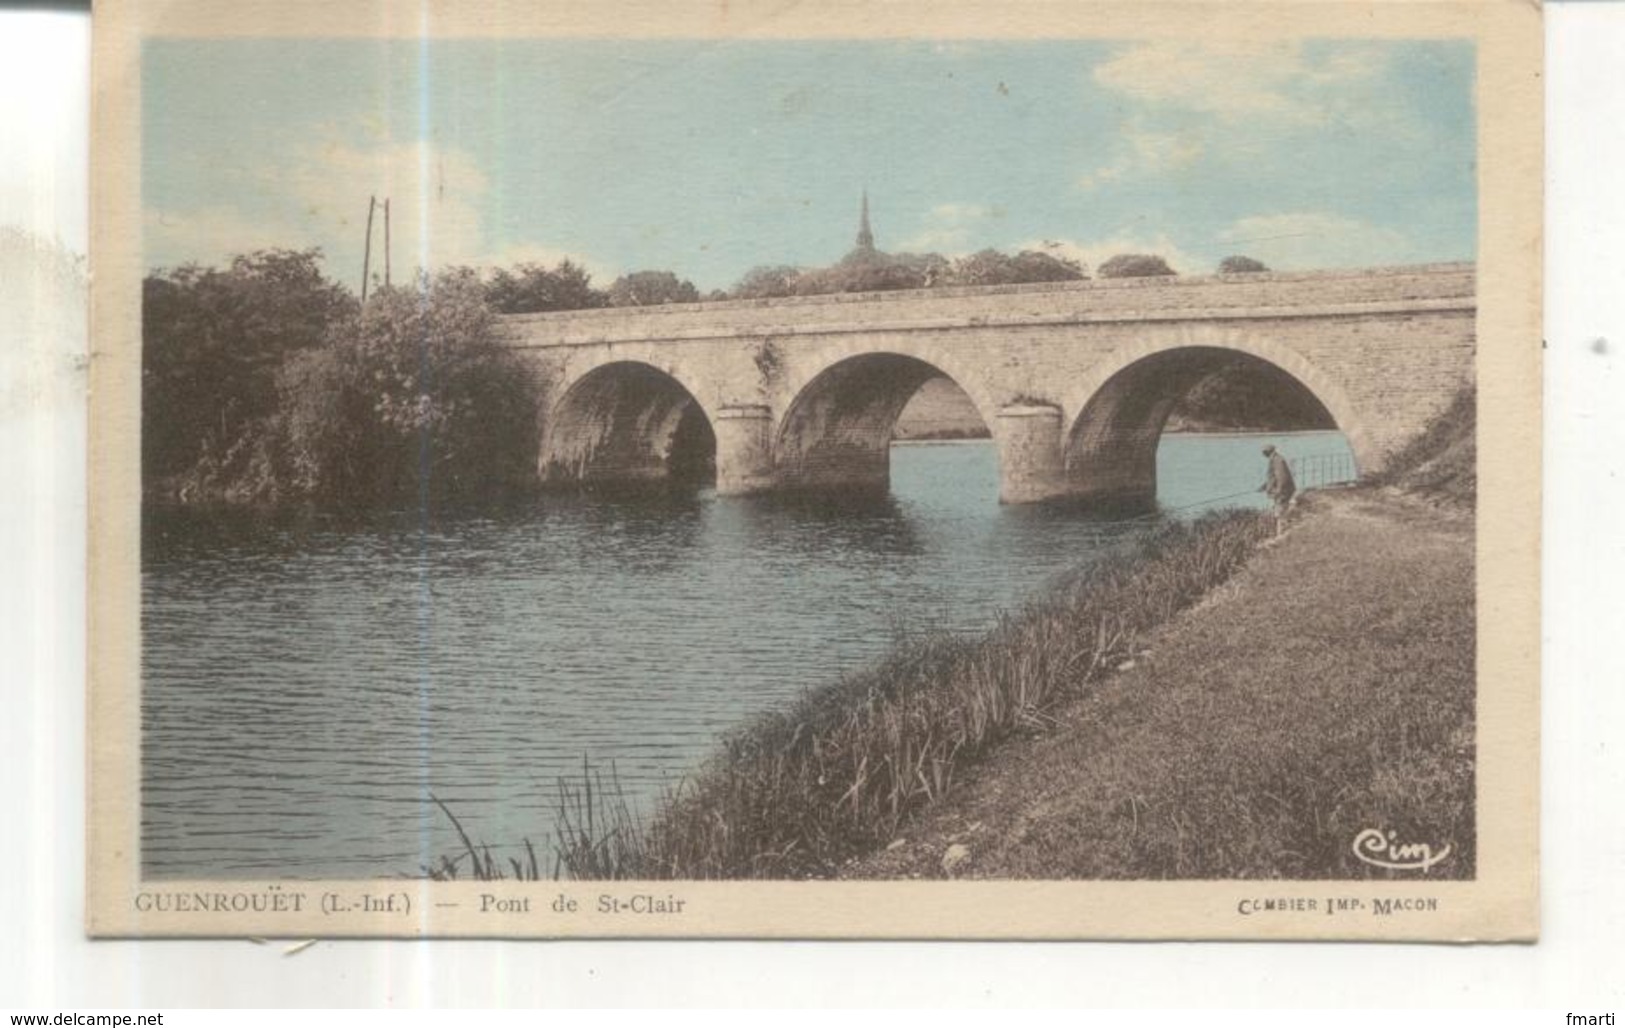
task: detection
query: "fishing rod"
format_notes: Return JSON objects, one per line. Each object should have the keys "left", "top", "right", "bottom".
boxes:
{"left": 1146, "top": 488, "right": 1261, "bottom": 518}
{"left": 1064, "top": 488, "right": 1267, "bottom": 540}
{"left": 1113, "top": 450, "right": 1356, "bottom": 526}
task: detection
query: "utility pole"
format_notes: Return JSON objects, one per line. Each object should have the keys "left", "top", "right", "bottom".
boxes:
{"left": 361, "top": 194, "right": 377, "bottom": 303}
{"left": 383, "top": 198, "right": 391, "bottom": 289}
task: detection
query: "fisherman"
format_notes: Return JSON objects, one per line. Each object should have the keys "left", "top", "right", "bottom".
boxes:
{"left": 1259, "top": 444, "right": 1297, "bottom": 534}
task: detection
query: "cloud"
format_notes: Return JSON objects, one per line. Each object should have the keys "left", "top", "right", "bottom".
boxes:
{"left": 1079, "top": 123, "right": 1205, "bottom": 190}
{"left": 143, "top": 124, "right": 606, "bottom": 284}
{"left": 897, "top": 202, "right": 1006, "bottom": 254}
{"left": 1215, "top": 212, "right": 1420, "bottom": 270}
{"left": 1019, "top": 234, "right": 1205, "bottom": 277}
{"left": 1019, "top": 215, "right": 1431, "bottom": 276}
{"left": 1091, "top": 40, "right": 1389, "bottom": 126}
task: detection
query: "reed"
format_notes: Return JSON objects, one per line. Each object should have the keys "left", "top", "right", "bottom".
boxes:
{"left": 621, "top": 510, "right": 1272, "bottom": 879}
{"left": 424, "top": 765, "right": 640, "bottom": 881}
{"left": 423, "top": 793, "right": 522, "bottom": 881}
{"left": 551, "top": 758, "right": 645, "bottom": 880}
{"left": 427, "top": 510, "right": 1272, "bottom": 880}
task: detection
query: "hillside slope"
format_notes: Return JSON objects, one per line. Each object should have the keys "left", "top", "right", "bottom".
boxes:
{"left": 841, "top": 489, "right": 1475, "bottom": 880}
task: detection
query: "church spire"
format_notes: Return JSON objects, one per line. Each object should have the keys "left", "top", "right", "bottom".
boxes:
{"left": 855, "top": 189, "right": 875, "bottom": 252}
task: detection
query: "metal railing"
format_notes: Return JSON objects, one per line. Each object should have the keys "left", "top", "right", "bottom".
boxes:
{"left": 1288, "top": 452, "right": 1358, "bottom": 491}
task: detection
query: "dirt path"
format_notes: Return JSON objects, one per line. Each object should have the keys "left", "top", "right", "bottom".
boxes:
{"left": 842, "top": 489, "right": 1476, "bottom": 881}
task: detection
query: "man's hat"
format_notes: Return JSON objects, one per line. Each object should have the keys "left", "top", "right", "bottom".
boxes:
{"left": 1262, "top": 444, "right": 1276, "bottom": 455}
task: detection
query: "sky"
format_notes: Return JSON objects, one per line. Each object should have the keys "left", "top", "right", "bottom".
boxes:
{"left": 143, "top": 37, "right": 1475, "bottom": 293}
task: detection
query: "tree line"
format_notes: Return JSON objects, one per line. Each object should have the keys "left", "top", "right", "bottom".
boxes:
{"left": 143, "top": 251, "right": 719, "bottom": 506}
{"left": 143, "top": 247, "right": 1271, "bottom": 508}
{"left": 143, "top": 252, "right": 535, "bottom": 507}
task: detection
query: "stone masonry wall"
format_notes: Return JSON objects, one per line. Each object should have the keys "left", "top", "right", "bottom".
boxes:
{"left": 498, "top": 263, "right": 1475, "bottom": 499}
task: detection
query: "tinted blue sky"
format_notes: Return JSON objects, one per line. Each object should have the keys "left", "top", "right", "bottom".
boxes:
{"left": 143, "top": 38, "right": 1475, "bottom": 291}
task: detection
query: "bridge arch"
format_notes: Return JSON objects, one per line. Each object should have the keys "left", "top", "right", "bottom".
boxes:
{"left": 505, "top": 265, "right": 1473, "bottom": 501}
{"left": 539, "top": 359, "right": 717, "bottom": 487}
{"left": 774, "top": 349, "right": 998, "bottom": 493}
{"left": 1061, "top": 336, "right": 1371, "bottom": 506}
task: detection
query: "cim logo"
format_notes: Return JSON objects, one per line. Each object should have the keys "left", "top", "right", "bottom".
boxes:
{"left": 1352, "top": 828, "right": 1452, "bottom": 872}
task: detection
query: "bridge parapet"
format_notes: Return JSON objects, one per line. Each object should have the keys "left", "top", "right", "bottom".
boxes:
{"left": 497, "top": 263, "right": 1474, "bottom": 348}
{"left": 503, "top": 262, "right": 1476, "bottom": 505}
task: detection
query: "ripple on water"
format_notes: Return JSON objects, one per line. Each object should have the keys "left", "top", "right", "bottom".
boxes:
{"left": 140, "top": 433, "right": 1352, "bottom": 877}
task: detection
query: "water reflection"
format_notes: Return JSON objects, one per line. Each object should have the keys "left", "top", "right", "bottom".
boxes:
{"left": 141, "top": 431, "right": 1352, "bottom": 878}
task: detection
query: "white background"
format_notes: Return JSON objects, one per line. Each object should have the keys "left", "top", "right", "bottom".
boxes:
{"left": 2, "top": 3, "right": 1621, "bottom": 1008}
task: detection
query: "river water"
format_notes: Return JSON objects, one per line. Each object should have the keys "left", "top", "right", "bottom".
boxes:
{"left": 140, "top": 431, "right": 1352, "bottom": 878}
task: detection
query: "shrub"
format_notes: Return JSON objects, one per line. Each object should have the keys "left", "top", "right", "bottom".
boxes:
{"left": 796, "top": 251, "right": 949, "bottom": 294}
{"left": 1218, "top": 255, "right": 1269, "bottom": 274}
{"left": 1368, "top": 385, "right": 1476, "bottom": 506}
{"left": 278, "top": 270, "right": 540, "bottom": 506}
{"left": 1098, "top": 253, "right": 1177, "bottom": 278}
{"left": 607, "top": 270, "right": 700, "bottom": 307}
{"left": 142, "top": 249, "right": 354, "bottom": 492}
{"left": 731, "top": 264, "right": 806, "bottom": 299}
{"left": 948, "top": 248, "right": 1087, "bottom": 286}
{"left": 484, "top": 259, "right": 604, "bottom": 313}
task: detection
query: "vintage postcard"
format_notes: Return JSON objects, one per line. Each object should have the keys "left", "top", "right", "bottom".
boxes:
{"left": 87, "top": 0, "right": 1541, "bottom": 939}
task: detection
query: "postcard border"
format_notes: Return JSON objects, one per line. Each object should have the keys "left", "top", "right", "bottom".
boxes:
{"left": 87, "top": 0, "right": 1541, "bottom": 940}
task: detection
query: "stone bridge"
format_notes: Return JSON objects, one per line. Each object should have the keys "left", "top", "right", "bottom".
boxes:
{"left": 497, "top": 262, "right": 1474, "bottom": 505}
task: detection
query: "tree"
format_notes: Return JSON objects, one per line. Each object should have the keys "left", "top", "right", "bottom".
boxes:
{"left": 1007, "top": 248, "right": 1088, "bottom": 283}
{"left": 948, "top": 248, "right": 1086, "bottom": 286}
{"left": 729, "top": 243, "right": 1086, "bottom": 299}
{"left": 142, "top": 248, "right": 355, "bottom": 491}
{"left": 791, "top": 250, "right": 949, "bottom": 295}
{"left": 484, "top": 259, "right": 604, "bottom": 313}
{"left": 607, "top": 270, "right": 701, "bottom": 307}
{"left": 1097, "top": 253, "right": 1177, "bottom": 279}
{"left": 948, "top": 249, "right": 1014, "bottom": 287}
{"left": 1218, "top": 255, "right": 1269, "bottom": 274}
{"left": 278, "top": 270, "right": 540, "bottom": 506}
{"left": 731, "top": 264, "right": 805, "bottom": 299}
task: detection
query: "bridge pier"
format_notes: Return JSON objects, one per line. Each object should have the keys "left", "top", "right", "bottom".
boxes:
{"left": 714, "top": 404, "right": 776, "bottom": 495}
{"left": 511, "top": 265, "right": 1477, "bottom": 506}
{"left": 997, "top": 404, "right": 1070, "bottom": 504}
{"left": 1065, "top": 445, "right": 1159, "bottom": 510}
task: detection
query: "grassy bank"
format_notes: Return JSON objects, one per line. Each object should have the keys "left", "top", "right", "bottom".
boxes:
{"left": 627, "top": 512, "right": 1274, "bottom": 879}
{"left": 429, "top": 510, "right": 1276, "bottom": 881}
{"left": 1369, "top": 386, "right": 1475, "bottom": 506}
{"left": 433, "top": 490, "right": 1474, "bottom": 883}
{"left": 436, "top": 393, "right": 1478, "bottom": 882}
{"left": 842, "top": 488, "right": 1475, "bottom": 880}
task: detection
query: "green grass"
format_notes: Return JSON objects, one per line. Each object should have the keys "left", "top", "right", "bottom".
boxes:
{"left": 844, "top": 491, "right": 1475, "bottom": 880}
{"left": 1369, "top": 385, "right": 1475, "bottom": 505}
{"left": 527, "top": 511, "right": 1274, "bottom": 880}
{"left": 425, "top": 511, "right": 1275, "bottom": 880}
{"left": 430, "top": 392, "right": 1478, "bottom": 881}
{"left": 552, "top": 760, "right": 646, "bottom": 879}
{"left": 423, "top": 762, "right": 643, "bottom": 882}
{"left": 431, "top": 489, "right": 1472, "bottom": 882}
